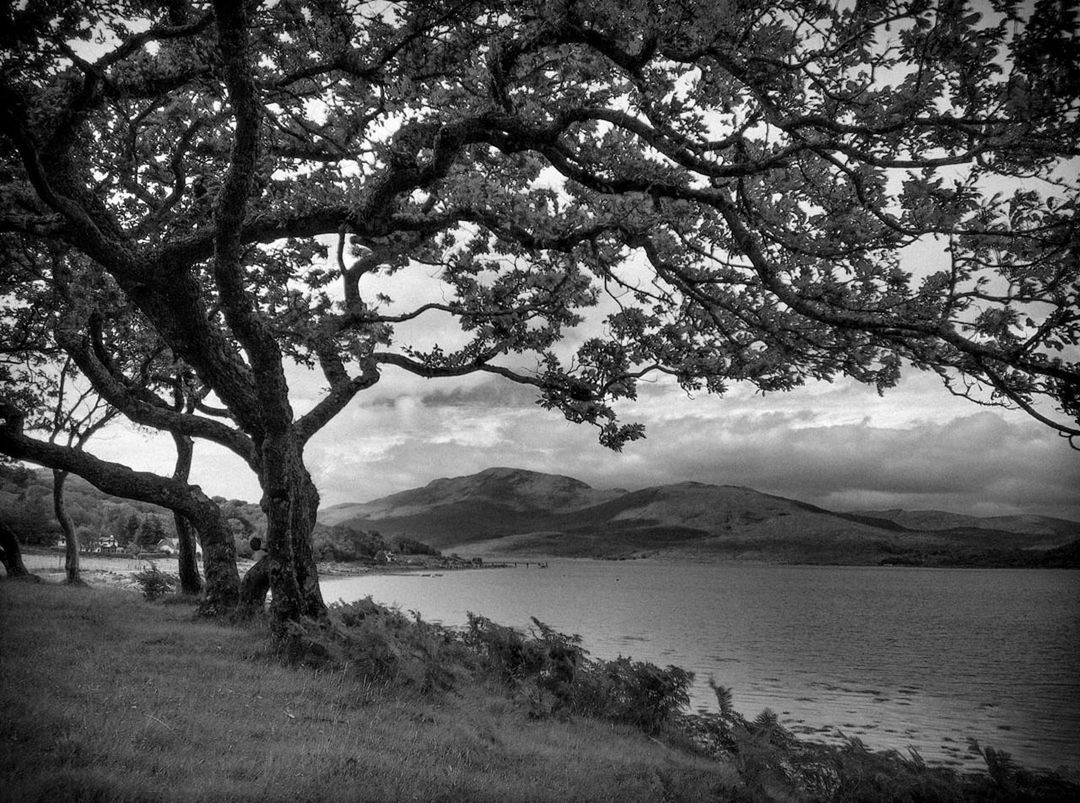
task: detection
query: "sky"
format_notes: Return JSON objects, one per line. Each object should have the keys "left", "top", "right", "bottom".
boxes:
{"left": 86, "top": 356, "right": 1080, "bottom": 522}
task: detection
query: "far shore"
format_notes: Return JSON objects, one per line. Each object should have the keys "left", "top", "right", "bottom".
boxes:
{"left": 15, "top": 548, "right": 511, "bottom": 592}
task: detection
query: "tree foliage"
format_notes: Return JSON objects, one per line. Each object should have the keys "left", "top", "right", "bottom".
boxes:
{"left": 1, "top": 0, "right": 1077, "bottom": 627}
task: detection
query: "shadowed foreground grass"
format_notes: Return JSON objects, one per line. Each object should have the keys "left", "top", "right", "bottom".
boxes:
{"left": 0, "top": 582, "right": 734, "bottom": 802}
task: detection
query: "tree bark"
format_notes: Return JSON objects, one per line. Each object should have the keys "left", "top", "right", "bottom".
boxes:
{"left": 290, "top": 455, "right": 326, "bottom": 619}
{"left": 174, "top": 513, "right": 202, "bottom": 595}
{"left": 52, "top": 469, "right": 83, "bottom": 585}
{"left": 0, "top": 521, "right": 33, "bottom": 578}
{"left": 239, "top": 555, "right": 270, "bottom": 613}
{"left": 171, "top": 432, "right": 203, "bottom": 595}
{"left": 261, "top": 429, "right": 326, "bottom": 636}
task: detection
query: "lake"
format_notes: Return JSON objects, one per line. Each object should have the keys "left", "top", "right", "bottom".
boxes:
{"left": 321, "top": 560, "right": 1080, "bottom": 772}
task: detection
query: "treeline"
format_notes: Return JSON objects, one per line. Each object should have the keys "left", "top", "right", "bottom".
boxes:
{"left": 0, "top": 466, "right": 437, "bottom": 563}
{"left": 0, "top": 464, "right": 177, "bottom": 549}
{"left": 313, "top": 526, "right": 439, "bottom": 563}
{"left": 878, "top": 539, "right": 1080, "bottom": 569}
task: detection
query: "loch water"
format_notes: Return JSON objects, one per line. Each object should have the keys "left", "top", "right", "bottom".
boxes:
{"left": 322, "top": 560, "right": 1080, "bottom": 772}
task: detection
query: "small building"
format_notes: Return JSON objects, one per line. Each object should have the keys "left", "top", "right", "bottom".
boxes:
{"left": 96, "top": 535, "right": 120, "bottom": 553}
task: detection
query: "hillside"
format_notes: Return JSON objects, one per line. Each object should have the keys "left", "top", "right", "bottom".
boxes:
{"left": 319, "top": 468, "right": 1080, "bottom": 567}
{"left": 852, "top": 508, "right": 1080, "bottom": 539}
{"left": 320, "top": 467, "right": 625, "bottom": 525}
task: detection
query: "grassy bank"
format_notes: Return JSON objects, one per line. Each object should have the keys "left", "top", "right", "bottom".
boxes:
{"left": 2, "top": 581, "right": 1077, "bottom": 802}
{"left": 0, "top": 582, "right": 735, "bottom": 802}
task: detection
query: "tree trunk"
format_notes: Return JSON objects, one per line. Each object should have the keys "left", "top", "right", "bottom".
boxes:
{"left": 52, "top": 469, "right": 84, "bottom": 585}
{"left": 0, "top": 521, "right": 33, "bottom": 578}
{"left": 171, "top": 433, "right": 202, "bottom": 595}
{"left": 174, "top": 514, "right": 202, "bottom": 594}
{"left": 191, "top": 504, "right": 240, "bottom": 615}
{"left": 290, "top": 457, "right": 325, "bottom": 619}
{"left": 261, "top": 429, "right": 326, "bottom": 636}
{"left": 239, "top": 555, "right": 270, "bottom": 613}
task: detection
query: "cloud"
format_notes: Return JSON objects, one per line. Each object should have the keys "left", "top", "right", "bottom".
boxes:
{"left": 304, "top": 369, "right": 1080, "bottom": 522}
{"left": 418, "top": 379, "right": 538, "bottom": 409}
{"left": 593, "top": 406, "right": 1080, "bottom": 520}
{"left": 76, "top": 359, "right": 1079, "bottom": 524}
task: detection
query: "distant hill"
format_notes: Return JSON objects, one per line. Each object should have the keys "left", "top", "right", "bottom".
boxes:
{"left": 319, "top": 467, "right": 1080, "bottom": 567}
{"left": 851, "top": 508, "right": 1080, "bottom": 539}
{"left": 320, "top": 466, "right": 625, "bottom": 525}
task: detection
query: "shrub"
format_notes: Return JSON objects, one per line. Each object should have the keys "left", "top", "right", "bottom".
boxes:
{"left": 464, "top": 614, "right": 691, "bottom": 732}
{"left": 281, "top": 597, "right": 468, "bottom": 694}
{"left": 573, "top": 657, "right": 693, "bottom": 733}
{"left": 464, "top": 614, "right": 571, "bottom": 684}
{"left": 132, "top": 563, "right": 178, "bottom": 601}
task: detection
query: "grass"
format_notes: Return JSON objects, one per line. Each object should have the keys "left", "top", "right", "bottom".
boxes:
{"left": 0, "top": 582, "right": 735, "bottom": 802}
{"left": 3, "top": 580, "right": 1078, "bottom": 802}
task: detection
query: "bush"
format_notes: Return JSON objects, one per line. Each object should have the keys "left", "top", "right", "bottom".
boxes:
{"left": 573, "top": 656, "right": 693, "bottom": 733}
{"left": 464, "top": 614, "right": 567, "bottom": 684}
{"left": 464, "top": 614, "right": 691, "bottom": 732}
{"left": 133, "top": 563, "right": 178, "bottom": 601}
{"left": 281, "top": 597, "right": 468, "bottom": 694}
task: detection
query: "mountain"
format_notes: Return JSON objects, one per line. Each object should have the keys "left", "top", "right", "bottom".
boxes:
{"left": 851, "top": 508, "right": 1080, "bottom": 539}
{"left": 320, "top": 467, "right": 624, "bottom": 525}
{"left": 318, "top": 468, "right": 1080, "bottom": 566}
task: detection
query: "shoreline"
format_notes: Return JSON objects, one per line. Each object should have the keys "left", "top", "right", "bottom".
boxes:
{"left": 16, "top": 548, "right": 1078, "bottom": 593}
{"left": 15, "top": 549, "right": 502, "bottom": 592}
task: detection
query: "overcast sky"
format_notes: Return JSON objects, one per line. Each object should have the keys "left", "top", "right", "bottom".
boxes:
{"left": 86, "top": 357, "right": 1080, "bottom": 521}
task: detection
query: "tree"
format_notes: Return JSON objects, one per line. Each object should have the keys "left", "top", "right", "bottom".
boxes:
{"left": 0, "top": 519, "right": 34, "bottom": 579}
{"left": 39, "top": 357, "right": 119, "bottom": 583}
{"left": 138, "top": 514, "right": 166, "bottom": 549}
{"left": 1, "top": 1, "right": 1076, "bottom": 634}
{"left": 171, "top": 431, "right": 203, "bottom": 594}
{"left": 0, "top": 241, "right": 235, "bottom": 603}
{"left": 120, "top": 513, "right": 141, "bottom": 549}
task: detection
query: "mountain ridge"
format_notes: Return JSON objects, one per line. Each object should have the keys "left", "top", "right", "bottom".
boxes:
{"left": 318, "top": 467, "right": 1080, "bottom": 566}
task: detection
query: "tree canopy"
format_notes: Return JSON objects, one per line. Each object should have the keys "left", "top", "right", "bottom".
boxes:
{"left": 2, "top": 0, "right": 1077, "bottom": 629}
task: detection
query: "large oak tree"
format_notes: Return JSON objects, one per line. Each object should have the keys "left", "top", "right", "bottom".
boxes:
{"left": 1, "top": 0, "right": 1076, "bottom": 632}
